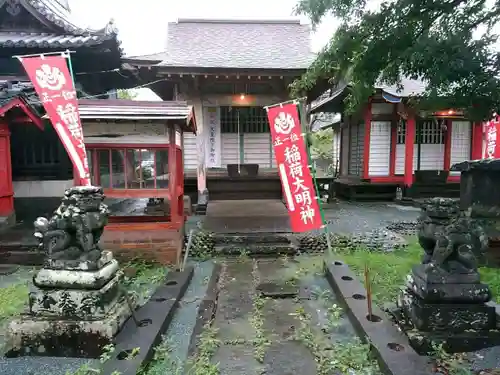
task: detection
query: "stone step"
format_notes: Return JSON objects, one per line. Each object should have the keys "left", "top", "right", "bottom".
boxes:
{"left": 213, "top": 232, "right": 292, "bottom": 245}
{"left": 214, "top": 243, "right": 298, "bottom": 257}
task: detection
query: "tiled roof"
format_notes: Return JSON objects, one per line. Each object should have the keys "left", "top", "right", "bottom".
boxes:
{"left": 0, "top": 0, "right": 119, "bottom": 48}
{"left": 0, "top": 80, "right": 42, "bottom": 113}
{"left": 309, "top": 77, "right": 428, "bottom": 113}
{"left": 24, "top": 0, "right": 117, "bottom": 36}
{"left": 0, "top": 31, "right": 116, "bottom": 48}
{"left": 150, "top": 19, "right": 313, "bottom": 70}
{"left": 76, "top": 99, "right": 197, "bottom": 133}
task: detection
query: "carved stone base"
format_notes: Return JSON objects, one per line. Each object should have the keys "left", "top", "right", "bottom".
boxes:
{"left": 28, "top": 271, "right": 123, "bottom": 319}
{"left": 409, "top": 264, "right": 491, "bottom": 303}
{"left": 5, "top": 295, "right": 134, "bottom": 358}
{"left": 397, "top": 289, "right": 496, "bottom": 332}
{"left": 406, "top": 328, "right": 500, "bottom": 355}
{"left": 34, "top": 259, "right": 119, "bottom": 289}
{"left": 45, "top": 250, "right": 114, "bottom": 271}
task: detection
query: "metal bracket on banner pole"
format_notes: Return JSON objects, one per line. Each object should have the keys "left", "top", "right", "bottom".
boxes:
{"left": 12, "top": 50, "right": 76, "bottom": 61}
{"left": 297, "top": 99, "right": 333, "bottom": 257}
{"left": 264, "top": 97, "right": 307, "bottom": 111}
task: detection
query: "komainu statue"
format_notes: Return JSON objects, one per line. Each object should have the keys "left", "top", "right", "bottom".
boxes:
{"left": 33, "top": 186, "right": 109, "bottom": 267}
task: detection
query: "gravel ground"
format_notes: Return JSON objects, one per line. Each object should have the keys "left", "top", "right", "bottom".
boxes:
{"left": 321, "top": 201, "right": 420, "bottom": 235}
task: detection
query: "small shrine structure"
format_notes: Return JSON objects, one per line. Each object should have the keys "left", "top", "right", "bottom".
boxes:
{"left": 124, "top": 18, "right": 313, "bottom": 210}
{"left": 0, "top": 0, "right": 134, "bottom": 227}
{"left": 77, "top": 99, "right": 197, "bottom": 265}
{"left": 307, "top": 79, "right": 482, "bottom": 200}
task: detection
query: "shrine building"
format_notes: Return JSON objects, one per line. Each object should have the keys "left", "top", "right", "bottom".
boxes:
{"left": 0, "top": 1, "right": 199, "bottom": 266}
{"left": 0, "top": 0, "right": 136, "bottom": 227}
{"left": 124, "top": 18, "right": 314, "bottom": 210}
{"left": 308, "top": 79, "right": 482, "bottom": 200}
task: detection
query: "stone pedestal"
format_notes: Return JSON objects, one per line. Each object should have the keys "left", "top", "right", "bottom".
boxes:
{"left": 393, "top": 264, "right": 500, "bottom": 354}
{"left": 6, "top": 251, "right": 134, "bottom": 358}
{"left": 5, "top": 186, "right": 135, "bottom": 358}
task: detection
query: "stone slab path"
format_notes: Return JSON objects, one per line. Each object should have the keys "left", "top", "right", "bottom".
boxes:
{"left": 204, "top": 200, "right": 290, "bottom": 233}
{"left": 210, "top": 257, "right": 359, "bottom": 375}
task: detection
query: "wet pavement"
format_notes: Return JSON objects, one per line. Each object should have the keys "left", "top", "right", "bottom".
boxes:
{"left": 208, "top": 257, "right": 371, "bottom": 375}
{"left": 204, "top": 200, "right": 290, "bottom": 233}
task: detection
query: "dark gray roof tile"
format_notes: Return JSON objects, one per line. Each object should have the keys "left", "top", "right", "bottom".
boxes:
{"left": 157, "top": 19, "right": 313, "bottom": 70}
{"left": 0, "top": 31, "right": 115, "bottom": 48}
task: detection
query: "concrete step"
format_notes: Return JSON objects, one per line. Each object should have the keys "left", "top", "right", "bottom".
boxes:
{"left": 213, "top": 232, "right": 292, "bottom": 245}
{"left": 214, "top": 243, "right": 298, "bottom": 257}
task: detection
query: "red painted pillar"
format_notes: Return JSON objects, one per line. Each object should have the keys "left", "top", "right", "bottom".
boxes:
{"left": 0, "top": 121, "right": 14, "bottom": 218}
{"left": 471, "top": 121, "right": 483, "bottom": 160}
{"left": 168, "top": 126, "right": 179, "bottom": 223}
{"left": 362, "top": 103, "right": 372, "bottom": 180}
{"left": 443, "top": 119, "right": 452, "bottom": 170}
{"left": 389, "top": 104, "right": 398, "bottom": 177}
{"left": 404, "top": 114, "right": 416, "bottom": 187}
{"left": 177, "top": 126, "right": 184, "bottom": 218}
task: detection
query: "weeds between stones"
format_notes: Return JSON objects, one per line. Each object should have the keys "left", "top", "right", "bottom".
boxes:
{"left": 121, "top": 260, "right": 169, "bottom": 305}
{"left": 430, "top": 343, "right": 474, "bottom": 375}
{"left": 139, "top": 336, "right": 183, "bottom": 375}
{"left": 63, "top": 344, "right": 139, "bottom": 375}
{"left": 185, "top": 322, "right": 220, "bottom": 375}
{"left": 250, "top": 259, "right": 271, "bottom": 363}
{"left": 292, "top": 290, "right": 381, "bottom": 375}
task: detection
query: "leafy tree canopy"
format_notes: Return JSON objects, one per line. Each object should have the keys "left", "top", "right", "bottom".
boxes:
{"left": 292, "top": 0, "right": 500, "bottom": 120}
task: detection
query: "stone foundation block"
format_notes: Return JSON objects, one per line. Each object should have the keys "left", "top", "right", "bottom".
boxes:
{"left": 6, "top": 295, "right": 135, "bottom": 358}
{"left": 398, "top": 289, "right": 496, "bottom": 332}
{"left": 28, "top": 272, "right": 123, "bottom": 319}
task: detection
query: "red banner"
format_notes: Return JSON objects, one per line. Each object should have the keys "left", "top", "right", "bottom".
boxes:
{"left": 19, "top": 54, "right": 90, "bottom": 186}
{"left": 484, "top": 115, "right": 500, "bottom": 159}
{"left": 267, "top": 103, "right": 323, "bottom": 233}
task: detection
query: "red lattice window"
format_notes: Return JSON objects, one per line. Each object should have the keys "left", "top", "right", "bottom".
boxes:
{"left": 86, "top": 145, "right": 182, "bottom": 199}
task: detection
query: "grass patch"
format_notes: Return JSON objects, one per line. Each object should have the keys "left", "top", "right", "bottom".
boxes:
{"left": 331, "top": 237, "right": 500, "bottom": 304}
{"left": 0, "top": 282, "right": 29, "bottom": 322}
{"left": 333, "top": 239, "right": 421, "bottom": 303}
{"left": 479, "top": 267, "right": 500, "bottom": 303}
{"left": 122, "top": 260, "right": 169, "bottom": 305}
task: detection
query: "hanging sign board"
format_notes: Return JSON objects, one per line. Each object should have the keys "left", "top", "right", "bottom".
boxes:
{"left": 484, "top": 115, "right": 500, "bottom": 159}
{"left": 19, "top": 54, "right": 90, "bottom": 185}
{"left": 266, "top": 103, "right": 323, "bottom": 233}
{"left": 204, "top": 106, "right": 221, "bottom": 168}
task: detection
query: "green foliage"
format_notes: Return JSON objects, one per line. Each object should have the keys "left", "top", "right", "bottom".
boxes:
{"left": 293, "top": 0, "right": 500, "bottom": 120}
{"left": 117, "top": 89, "right": 138, "bottom": 100}
{"left": 309, "top": 129, "right": 334, "bottom": 160}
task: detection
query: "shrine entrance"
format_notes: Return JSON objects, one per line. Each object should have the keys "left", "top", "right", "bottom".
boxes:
{"left": 0, "top": 96, "right": 45, "bottom": 227}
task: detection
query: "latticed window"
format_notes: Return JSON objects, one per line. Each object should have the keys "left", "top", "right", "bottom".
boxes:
{"left": 396, "top": 119, "right": 445, "bottom": 144}
{"left": 10, "top": 122, "right": 72, "bottom": 180}
{"left": 416, "top": 120, "right": 445, "bottom": 144}
{"left": 396, "top": 121, "right": 406, "bottom": 144}
{"left": 86, "top": 147, "right": 175, "bottom": 190}
{"left": 220, "top": 106, "right": 270, "bottom": 133}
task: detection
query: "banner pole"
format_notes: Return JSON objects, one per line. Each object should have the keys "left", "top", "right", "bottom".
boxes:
{"left": 63, "top": 50, "right": 77, "bottom": 88}
{"left": 297, "top": 99, "right": 333, "bottom": 257}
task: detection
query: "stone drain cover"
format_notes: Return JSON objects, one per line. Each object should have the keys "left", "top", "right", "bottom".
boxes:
{"left": 256, "top": 282, "right": 298, "bottom": 298}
